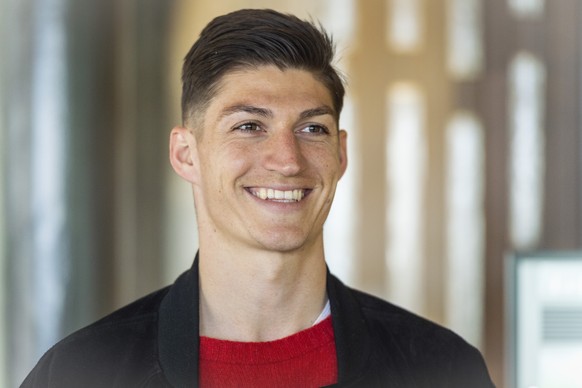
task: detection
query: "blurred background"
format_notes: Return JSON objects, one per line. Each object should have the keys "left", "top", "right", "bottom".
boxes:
{"left": 1, "top": 0, "right": 582, "bottom": 386}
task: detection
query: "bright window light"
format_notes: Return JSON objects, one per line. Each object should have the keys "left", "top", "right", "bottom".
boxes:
{"left": 444, "top": 111, "right": 485, "bottom": 349}
{"left": 508, "top": 52, "right": 546, "bottom": 250}
{"left": 385, "top": 82, "right": 426, "bottom": 314}
{"left": 446, "top": 0, "right": 484, "bottom": 80}
{"left": 388, "top": 0, "right": 424, "bottom": 53}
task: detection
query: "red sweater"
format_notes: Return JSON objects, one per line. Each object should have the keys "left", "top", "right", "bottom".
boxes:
{"left": 199, "top": 316, "right": 338, "bottom": 387}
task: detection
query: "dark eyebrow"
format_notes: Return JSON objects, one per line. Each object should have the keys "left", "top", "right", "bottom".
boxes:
{"left": 220, "top": 105, "right": 273, "bottom": 119}
{"left": 299, "top": 106, "right": 335, "bottom": 121}
{"left": 220, "top": 104, "right": 335, "bottom": 121}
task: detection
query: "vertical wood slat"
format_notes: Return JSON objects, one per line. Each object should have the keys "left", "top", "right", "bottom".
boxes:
{"left": 423, "top": 0, "right": 450, "bottom": 324}
{"left": 481, "top": 1, "right": 512, "bottom": 385}
{"left": 4, "top": 2, "right": 37, "bottom": 385}
{"left": 111, "top": 0, "right": 174, "bottom": 308}
{"left": 349, "top": 0, "right": 390, "bottom": 298}
{"left": 543, "top": 0, "right": 582, "bottom": 249}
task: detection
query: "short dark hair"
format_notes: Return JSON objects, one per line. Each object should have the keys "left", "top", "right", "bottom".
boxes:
{"left": 181, "top": 8, "right": 345, "bottom": 127}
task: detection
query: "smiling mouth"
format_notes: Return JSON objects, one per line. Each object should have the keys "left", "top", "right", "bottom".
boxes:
{"left": 247, "top": 187, "right": 307, "bottom": 202}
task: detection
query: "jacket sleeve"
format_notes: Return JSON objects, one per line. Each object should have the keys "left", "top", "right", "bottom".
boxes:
{"left": 450, "top": 340, "right": 496, "bottom": 387}
{"left": 20, "top": 350, "right": 57, "bottom": 387}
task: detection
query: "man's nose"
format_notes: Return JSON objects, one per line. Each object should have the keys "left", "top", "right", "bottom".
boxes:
{"left": 262, "top": 130, "right": 304, "bottom": 176}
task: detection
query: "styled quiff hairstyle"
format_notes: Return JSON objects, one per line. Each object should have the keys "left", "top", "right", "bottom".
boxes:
{"left": 181, "top": 9, "right": 345, "bottom": 126}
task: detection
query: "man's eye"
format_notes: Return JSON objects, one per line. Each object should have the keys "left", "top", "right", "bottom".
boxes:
{"left": 236, "top": 122, "right": 261, "bottom": 132}
{"left": 300, "top": 124, "right": 329, "bottom": 134}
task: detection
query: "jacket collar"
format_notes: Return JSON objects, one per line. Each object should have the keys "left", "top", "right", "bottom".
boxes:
{"left": 158, "top": 252, "right": 201, "bottom": 388}
{"left": 157, "top": 253, "right": 375, "bottom": 387}
{"left": 326, "top": 270, "right": 374, "bottom": 385}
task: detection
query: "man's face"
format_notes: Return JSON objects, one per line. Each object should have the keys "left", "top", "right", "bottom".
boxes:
{"left": 187, "top": 65, "right": 347, "bottom": 253}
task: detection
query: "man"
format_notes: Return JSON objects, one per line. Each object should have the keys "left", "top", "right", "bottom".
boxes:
{"left": 23, "top": 9, "right": 494, "bottom": 387}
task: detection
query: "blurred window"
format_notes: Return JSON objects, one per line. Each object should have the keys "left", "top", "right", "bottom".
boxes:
{"left": 388, "top": 0, "right": 424, "bottom": 53}
{"left": 508, "top": 0, "right": 545, "bottom": 18}
{"left": 508, "top": 52, "right": 546, "bottom": 250}
{"left": 446, "top": 0, "right": 483, "bottom": 80}
{"left": 444, "top": 112, "right": 485, "bottom": 349}
{"left": 385, "top": 83, "right": 426, "bottom": 314}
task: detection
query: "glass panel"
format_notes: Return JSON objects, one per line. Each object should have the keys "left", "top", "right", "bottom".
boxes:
{"left": 388, "top": 0, "right": 424, "bottom": 53}
{"left": 512, "top": 254, "right": 582, "bottom": 387}
{"left": 508, "top": 52, "right": 546, "bottom": 250}
{"left": 385, "top": 83, "right": 426, "bottom": 314}
{"left": 446, "top": 0, "right": 483, "bottom": 80}
{"left": 444, "top": 111, "right": 485, "bottom": 349}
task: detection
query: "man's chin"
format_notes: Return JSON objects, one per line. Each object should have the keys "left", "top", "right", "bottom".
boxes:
{"left": 256, "top": 240, "right": 307, "bottom": 254}
{"left": 252, "top": 230, "right": 313, "bottom": 254}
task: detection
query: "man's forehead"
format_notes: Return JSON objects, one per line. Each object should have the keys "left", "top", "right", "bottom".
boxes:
{"left": 207, "top": 67, "right": 336, "bottom": 115}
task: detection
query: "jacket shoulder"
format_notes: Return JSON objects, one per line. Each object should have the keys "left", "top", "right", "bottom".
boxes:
{"left": 341, "top": 284, "right": 495, "bottom": 387}
{"left": 21, "top": 287, "right": 172, "bottom": 387}
{"left": 350, "top": 287, "right": 453, "bottom": 336}
{"left": 351, "top": 288, "right": 464, "bottom": 345}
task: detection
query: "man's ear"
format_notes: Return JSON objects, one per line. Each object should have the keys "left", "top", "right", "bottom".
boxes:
{"left": 338, "top": 129, "right": 348, "bottom": 179}
{"left": 169, "top": 126, "right": 200, "bottom": 184}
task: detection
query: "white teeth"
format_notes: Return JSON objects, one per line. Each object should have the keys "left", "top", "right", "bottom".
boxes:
{"left": 259, "top": 188, "right": 267, "bottom": 200}
{"left": 293, "top": 189, "right": 304, "bottom": 201}
{"left": 251, "top": 188, "right": 306, "bottom": 202}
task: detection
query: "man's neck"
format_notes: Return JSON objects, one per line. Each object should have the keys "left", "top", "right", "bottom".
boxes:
{"left": 197, "top": 241, "right": 328, "bottom": 342}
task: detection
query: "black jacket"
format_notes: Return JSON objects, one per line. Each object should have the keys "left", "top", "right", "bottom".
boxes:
{"left": 22, "top": 256, "right": 495, "bottom": 387}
